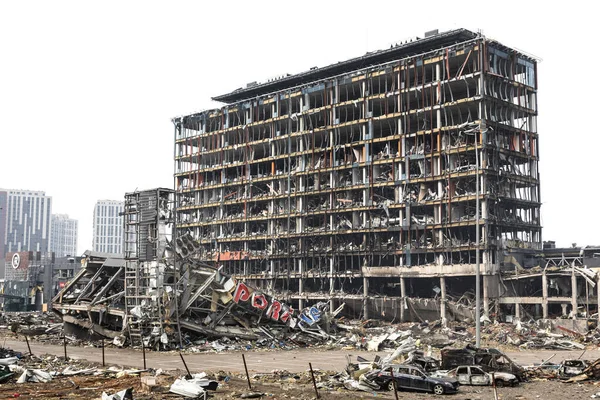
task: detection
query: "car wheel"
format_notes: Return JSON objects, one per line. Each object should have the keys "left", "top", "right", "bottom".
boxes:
{"left": 495, "top": 379, "right": 505, "bottom": 388}
{"left": 387, "top": 381, "right": 396, "bottom": 391}
{"left": 433, "top": 384, "right": 445, "bottom": 395}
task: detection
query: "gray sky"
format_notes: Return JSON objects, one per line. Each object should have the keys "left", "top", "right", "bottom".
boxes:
{"left": 0, "top": 1, "right": 597, "bottom": 254}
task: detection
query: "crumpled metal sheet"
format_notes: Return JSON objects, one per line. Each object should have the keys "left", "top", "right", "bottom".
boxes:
{"left": 101, "top": 388, "right": 133, "bottom": 400}
{"left": 169, "top": 377, "right": 207, "bottom": 399}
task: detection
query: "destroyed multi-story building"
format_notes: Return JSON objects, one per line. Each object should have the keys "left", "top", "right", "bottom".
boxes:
{"left": 2, "top": 251, "right": 54, "bottom": 311}
{"left": 172, "top": 28, "right": 541, "bottom": 322}
{"left": 52, "top": 29, "right": 600, "bottom": 347}
{"left": 54, "top": 187, "right": 321, "bottom": 347}
{"left": 54, "top": 189, "right": 175, "bottom": 343}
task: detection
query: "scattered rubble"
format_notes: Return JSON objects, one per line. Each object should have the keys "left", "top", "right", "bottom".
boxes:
{"left": 6, "top": 308, "right": 600, "bottom": 358}
{"left": 4, "top": 340, "right": 600, "bottom": 398}
{"left": 169, "top": 376, "right": 208, "bottom": 398}
{"left": 101, "top": 388, "right": 133, "bottom": 400}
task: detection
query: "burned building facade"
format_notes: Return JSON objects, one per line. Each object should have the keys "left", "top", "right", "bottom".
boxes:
{"left": 171, "top": 28, "right": 541, "bottom": 322}
{"left": 2, "top": 251, "right": 54, "bottom": 311}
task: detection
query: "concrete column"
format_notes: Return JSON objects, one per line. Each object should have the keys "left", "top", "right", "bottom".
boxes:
{"left": 483, "top": 275, "right": 489, "bottom": 317}
{"left": 597, "top": 275, "right": 600, "bottom": 326}
{"left": 571, "top": 271, "right": 577, "bottom": 319}
{"left": 435, "top": 62, "right": 442, "bottom": 128}
{"left": 363, "top": 277, "right": 369, "bottom": 319}
{"left": 400, "top": 277, "right": 406, "bottom": 322}
{"left": 334, "top": 81, "right": 339, "bottom": 104}
{"left": 299, "top": 98, "right": 304, "bottom": 131}
{"left": 440, "top": 276, "right": 446, "bottom": 326}
{"left": 329, "top": 257, "right": 335, "bottom": 311}
{"left": 542, "top": 270, "right": 548, "bottom": 318}
{"left": 515, "top": 303, "right": 520, "bottom": 319}
{"left": 298, "top": 259, "right": 304, "bottom": 310}
{"left": 561, "top": 304, "right": 568, "bottom": 316}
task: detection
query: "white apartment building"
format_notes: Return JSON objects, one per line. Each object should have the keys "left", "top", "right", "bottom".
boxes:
{"left": 50, "top": 214, "right": 78, "bottom": 257}
{"left": 92, "top": 200, "right": 124, "bottom": 254}
{"left": 0, "top": 189, "right": 52, "bottom": 258}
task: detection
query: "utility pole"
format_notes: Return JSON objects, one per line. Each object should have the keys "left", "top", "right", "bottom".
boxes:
{"left": 475, "top": 138, "right": 481, "bottom": 348}
{"left": 475, "top": 36, "right": 484, "bottom": 348}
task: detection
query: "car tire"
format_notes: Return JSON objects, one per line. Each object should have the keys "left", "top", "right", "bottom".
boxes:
{"left": 387, "top": 381, "right": 396, "bottom": 391}
{"left": 433, "top": 384, "right": 445, "bottom": 395}
{"left": 495, "top": 380, "right": 505, "bottom": 388}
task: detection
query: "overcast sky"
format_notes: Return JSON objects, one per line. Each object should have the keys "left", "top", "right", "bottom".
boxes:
{"left": 0, "top": 1, "right": 597, "bottom": 254}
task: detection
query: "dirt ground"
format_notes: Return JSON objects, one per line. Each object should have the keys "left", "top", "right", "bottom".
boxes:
{"left": 2, "top": 373, "right": 600, "bottom": 400}
{"left": 3, "top": 333, "right": 600, "bottom": 399}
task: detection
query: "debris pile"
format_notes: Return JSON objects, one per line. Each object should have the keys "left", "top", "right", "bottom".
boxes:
{"left": 7, "top": 308, "right": 600, "bottom": 357}
{"left": 482, "top": 319, "right": 590, "bottom": 350}
{"left": 0, "top": 312, "right": 62, "bottom": 338}
{"left": 169, "top": 372, "right": 217, "bottom": 398}
{"left": 567, "top": 358, "right": 600, "bottom": 382}
{"left": 50, "top": 240, "right": 347, "bottom": 351}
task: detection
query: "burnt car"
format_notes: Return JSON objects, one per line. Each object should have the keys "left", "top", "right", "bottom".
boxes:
{"left": 405, "top": 350, "right": 441, "bottom": 373}
{"left": 447, "top": 365, "right": 519, "bottom": 387}
{"left": 441, "top": 345, "right": 525, "bottom": 381}
{"left": 559, "top": 359, "right": 588, "bottom": 377}
{"left": 365, "top": 364, "right": 459, "bottom": 395}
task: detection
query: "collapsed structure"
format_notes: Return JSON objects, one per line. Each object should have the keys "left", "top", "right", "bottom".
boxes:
{"left": 171, "top": 28, "right": 546, "bottom": 322}
{"left": 51, "top": 29, "right": 600, "bottom": 346}
{"left": 52, "top": 188, "right": 334, "bottom": 347}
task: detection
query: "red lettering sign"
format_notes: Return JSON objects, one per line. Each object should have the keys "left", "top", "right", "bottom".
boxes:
{"left": 280, "top": 306, "right": 294, "bottom": 323}
{"left": 251, "top": 293, "right": 268, "bottom": 310}
{"left": 267, "top": 300, "right": 282, "bottom": 321}
{"left": 233, "top": 282, "right": 251, "bottom": 303}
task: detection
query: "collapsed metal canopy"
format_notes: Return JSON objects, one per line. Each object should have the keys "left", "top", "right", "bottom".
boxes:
{"left": 52, "top": 188, "right": 336, "bottom": 349}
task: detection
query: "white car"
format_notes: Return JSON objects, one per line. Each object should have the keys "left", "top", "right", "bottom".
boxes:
{"left": 448, "top": 365, "right": 518, "bottom": 387}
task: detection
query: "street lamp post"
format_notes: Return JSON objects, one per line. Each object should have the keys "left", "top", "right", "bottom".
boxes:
{"left": 475, "top": 138, "right": 481, "bottom": 348}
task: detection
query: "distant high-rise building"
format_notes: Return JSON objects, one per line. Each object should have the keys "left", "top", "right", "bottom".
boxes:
{"left": 92, "top": 200, "right": 124, "bottom": 254}
{"left": 50, "top": 214, "right": 78, "bottom": 257}
{"left": 0, "top": 189, "right": 52, "bottom": 259}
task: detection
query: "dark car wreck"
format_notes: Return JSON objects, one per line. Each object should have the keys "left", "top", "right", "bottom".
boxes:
{"left": 405, "top": 350, "right": 441, "bottom": 373}
{"left": 441, "top": 345, "right": 525, "bottom": 381}
{"left": 365, "top": 364, "right": 459, "bottom": 395}
{"left": 559, "top": 359, "right": 589, "bottom": 377}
